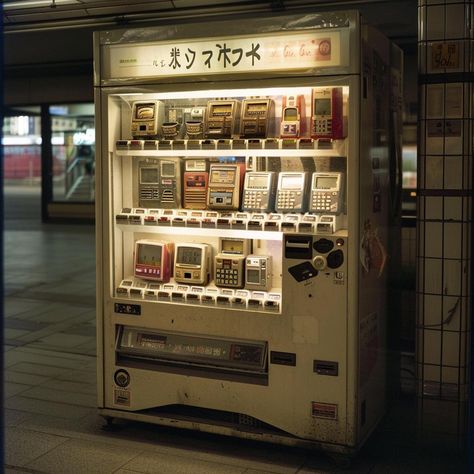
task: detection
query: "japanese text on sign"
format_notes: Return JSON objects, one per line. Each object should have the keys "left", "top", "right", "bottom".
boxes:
{"left": 107, "top": 31, "right": 343, "bottom": 79}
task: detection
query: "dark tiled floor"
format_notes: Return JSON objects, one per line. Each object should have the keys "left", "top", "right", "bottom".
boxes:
{"left": 3, "top": 185, "right": 469, "bottom": 473}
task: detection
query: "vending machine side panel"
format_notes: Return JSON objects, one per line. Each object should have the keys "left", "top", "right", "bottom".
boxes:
{"left": 356, "top": 24, "right": 395, "bottom": 444}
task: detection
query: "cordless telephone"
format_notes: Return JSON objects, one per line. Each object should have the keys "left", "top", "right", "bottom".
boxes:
{"left": 280, "top": 95, "right": 304, "bottom": 138}
{"left": 309, "top": 172, "right": 344, "bottom": 214}
{"left": 311, "top": 87, "right": 346, "bottom": 140}
{"left": 242, "top": 172, "right": 276, "bottom": 212}
{"left": 275, "top": 172, "right": 308, "bottom": 213}
{"left": 214, "top": 238, "right": 250, "bottom": 289}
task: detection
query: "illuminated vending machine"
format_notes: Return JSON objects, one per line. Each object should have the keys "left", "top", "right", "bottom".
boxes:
{"left": 95, "top": 11, "right": 402, "bottom": 458}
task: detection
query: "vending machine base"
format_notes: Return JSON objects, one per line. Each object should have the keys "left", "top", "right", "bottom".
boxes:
{"left": 98, "top": 406, "right": 373, "bottom": 458}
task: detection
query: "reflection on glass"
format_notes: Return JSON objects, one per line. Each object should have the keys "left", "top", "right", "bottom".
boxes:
{"left": 50, "top": 103, "right": 95, "bottom": 202}
{"left": 2, "top": 112, "right": 41, "bottom": 189}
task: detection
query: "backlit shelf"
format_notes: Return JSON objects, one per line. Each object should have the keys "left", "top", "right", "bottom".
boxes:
{"left": 117, "top": 223, "right": 285, "bottom": 241}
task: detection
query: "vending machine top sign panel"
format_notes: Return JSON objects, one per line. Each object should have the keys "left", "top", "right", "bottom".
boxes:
{"left": 97, "top": 12, "right": 358, "bottom": 84}
{"left": 106, "top": 31, "right": 343, "bottom": 80}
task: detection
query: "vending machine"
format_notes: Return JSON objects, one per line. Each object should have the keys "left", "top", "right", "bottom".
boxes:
{"left": 95, "top": 11, "right": 402, "bottom": 456}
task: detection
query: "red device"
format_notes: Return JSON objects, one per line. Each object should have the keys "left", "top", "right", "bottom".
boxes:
{"left": 310, "top": 87, "right": 346, "bottom": 140}
{"left": 183, "top": 172, "right": 209, "bottom": 210}
{"left": 134, "top": 240, "right": 174, "bottom": 282}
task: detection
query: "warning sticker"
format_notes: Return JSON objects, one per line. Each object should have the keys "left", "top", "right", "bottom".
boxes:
{"left": 311, "top": 402, "right": 338, "bottom": 420}
{"left": 114, "top": 389, "right": 131, "bottom": 406}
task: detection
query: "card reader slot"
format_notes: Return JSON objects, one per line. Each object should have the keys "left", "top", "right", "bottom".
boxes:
{"left": 314, "top": 360, "right": 339, "bottom": 376}
{"left": 284, "top": 235, "right": 313, "bottom": 259}
{"left": 270, "top": 351, "right": 296, "bottom": 366}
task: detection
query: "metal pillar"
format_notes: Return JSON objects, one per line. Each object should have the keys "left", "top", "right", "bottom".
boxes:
{"left": 417, "top": 0, "right": 473, "bottom": 450}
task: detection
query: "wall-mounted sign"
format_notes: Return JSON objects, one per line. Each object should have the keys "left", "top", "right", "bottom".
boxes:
{"left": 430, "top": 42, "right": 459, "bottom": 70}
{"left": 106, "top": 30, "right": 344, "bottom": 79}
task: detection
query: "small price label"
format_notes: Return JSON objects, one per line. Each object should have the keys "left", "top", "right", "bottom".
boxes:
{"left": 431, "top": 42, "right": 459, "bottom": 70}
{"left": 114, "top": 303, "right": 141, "bottom": 316}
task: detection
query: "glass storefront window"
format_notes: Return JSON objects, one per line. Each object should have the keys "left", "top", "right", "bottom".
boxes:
{"left": 2, "top": 108, "right": 42, "bottom": 189}
{"left": 50, "top": 103, "right": 95, "bottom": 202}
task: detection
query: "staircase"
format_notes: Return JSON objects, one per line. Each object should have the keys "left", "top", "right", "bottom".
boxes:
{"left": 66, "top": 174, "right": 94, "bottom": 202}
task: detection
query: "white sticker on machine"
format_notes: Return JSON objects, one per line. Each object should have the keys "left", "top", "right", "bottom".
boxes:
{"left": 114, "top": 389, "right": 131, "bottom": 406}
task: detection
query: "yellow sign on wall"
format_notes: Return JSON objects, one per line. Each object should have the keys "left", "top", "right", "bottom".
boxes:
{"left": 430, "top": 42, "right": 459, "bottom": 70}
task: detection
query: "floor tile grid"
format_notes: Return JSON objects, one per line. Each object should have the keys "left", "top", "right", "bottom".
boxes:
{"left": 3, "top": 190, "right": 469, "bottom": 473}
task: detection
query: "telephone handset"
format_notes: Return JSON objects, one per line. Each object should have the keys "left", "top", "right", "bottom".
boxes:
{"left": 280, "top": 95, "right": 304, "bottom": 138}
{"left": 242, "top": 172, "right": 276, "bottom": 212}
{"left": 311, "top": 87, "right": 346, "bottom": 140}
{"left": 309, "top": 172, "right": 344, "bottom": 214}
{"left": 275, "top": 172, "right": 308, "bottom": 213}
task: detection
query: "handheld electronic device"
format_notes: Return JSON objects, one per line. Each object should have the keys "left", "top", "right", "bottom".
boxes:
{"left": 131, "top": 100, "right": 164, "bottom": 139}
{"left": 240, "top": 98, "right": 274, "bottom": 138}
{"left": 183, "top": 159, "right": 208, "bottom": 210}
{"left": 205, "top": 100, "right": 240, "bottom": 138}
{"left": 134, "top": 240, "right": 174, "bottom": 282}
{"left": 280, "top": 95, "right": 304, "bottom": 138}
{"left": 214, "top": 237, "right": 250, "bottom": 289}
{"left": 138, "top": 159, "right": 160, "bottom": 208}
{"left": 242, "top": 171, "right": 276, "bottom": 212}
{"left": 174, "top": 243, "right": 211, "bottom": 285}
{"left": 245, "top": 255, "right": 272, "bottom": 291}
{"left": 158, "top": 160, "right": 181, "bottom": 208}
{"left": 309, "top": 172, "right": 344, "bottom": 214}
{"left": 311, "top": 87, "right": 346, "bottom": 139}
{"left": 275, "top": 172, "right": 309, "bottom": 213}
{"left": 214, "top": 255, "right": 245, "bottom": 288}
{"left": 207, "top": 164, "right": 241, "bottom": 210}
{"left": 185, "top": 107, "right": 205, "bottom": 138}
